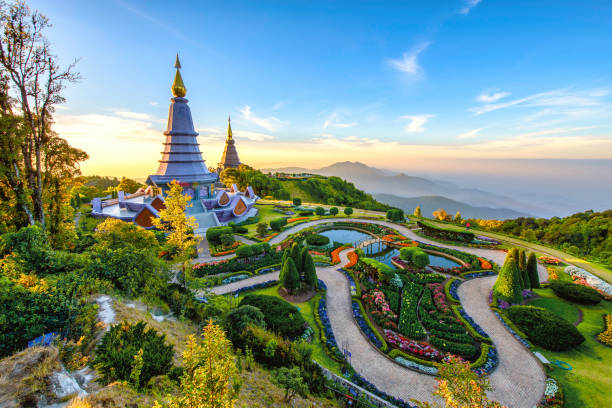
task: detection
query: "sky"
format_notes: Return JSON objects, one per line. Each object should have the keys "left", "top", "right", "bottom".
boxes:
{"left": 27, "top": 0, "right": 612, "bottom": 210}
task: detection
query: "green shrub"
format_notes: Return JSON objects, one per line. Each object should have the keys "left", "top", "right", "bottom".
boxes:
{"left": 236, "top": 245, "right": 254, "bottom": 259}
{"left": 526, "top": 252, "right": 540, "bottom": 289}
{"left": 386, "top": 208, "right": 404, "bottom": 222}
{"left": 270, "top": 218, "right": 288, "bottom": 231}
{"left": 223, "top": 305, "right": 266, "bottom": 347}
{"left": 505, "top": 306, "right": 585, "bottom": 351}
{"left": 239, "top": 294, "right": 306, "bottom": 339}
{"left": 305, "top": 234, "right": 330, "bottom": 246}
{"left": 343, "top": 207, "right": 353, "bottom": 216}
{"left": 329, "top": 207, "right": 339, "bottom": 216}
{"left": 93, "top": 321, "right": 173, "bottom": 388}
{"left": 292, "top": 198, "right": 302, "bottom": 206}
{"left": 550, "top": 281, "right": 601, "bottom": 305}
{"left": 429, "top": 336, "right": 477, "bottom": 358}
{"left": 493, "top": 257, "right": 523, "bottom": 304}
{"left": 315, "top": 207, "right": 325, "bottom": 216}
{"left": 205, "top": 226, "right": 233, "bottom": 245}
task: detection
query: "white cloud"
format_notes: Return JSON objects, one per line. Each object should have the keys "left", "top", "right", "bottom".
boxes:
{"left": 198, "top": 127, "right": 275, "bottom": 142}
{"left": 401, "top": 114, "right": 435, "bottom": 133}
{"left": 460, "top": 0, "right": 482, "bottom": 15}
{"left": 388, "top": 42, "right": 430, "bottom": 76}
{"left": 239, "top": 105, "right": 285, "bottom": 131}
{"left": 457, "top": 128, "right": 482, "bottom": 139}
{"left": 149, "top": 101, "right": 159, "bottom": 107}
{"left": 476, "top": 91, "right": 510, "bottom": 103}
{"left": 272, "top": 100, "right": 290, "bottom": 110}
{"left": 470, "top": 88, "right": 610, "bottom": 116}
{"left": 323, "top": 111, "right": 357, "bottom": 129}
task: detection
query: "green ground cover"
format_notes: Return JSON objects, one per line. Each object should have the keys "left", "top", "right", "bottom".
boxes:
{"left": 239, "top": 283, "right": 342, "bottom": 375}
{"left": 528, "top": 288, "right": 612, "bottom": 408}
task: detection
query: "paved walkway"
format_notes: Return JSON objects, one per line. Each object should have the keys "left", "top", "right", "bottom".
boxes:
{"left": 205, "top": 218, "right": 547, "bottom": 407}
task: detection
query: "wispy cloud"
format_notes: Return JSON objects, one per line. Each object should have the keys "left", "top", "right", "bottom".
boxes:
{"left": 477, "top": 90, "right": 510, "bottom": 103}
{"left": 401, "top": 114, "right": 435, "bottom": 133}
{"left": 272, "top": 100, "right": 291, "bottom": 110}
{"left": 470, "top": 88, "right": 610, "bottom": 115}
{"left": 460, "top": 0, "right": 482, "bottom": 15}
{"left": 238, "top": 105, "right": 286, "bottom": 131}
{"left": 457, "top": 128, "right": 482, "bottom": 139}
{"left": 199, "top": 127, "right": 275, "bottom": 142}
{"left": 388, "top": 42, "right": 431, "bottom": 77}
{"left": 323, "top": 111, "right": 357, "bottom": 129}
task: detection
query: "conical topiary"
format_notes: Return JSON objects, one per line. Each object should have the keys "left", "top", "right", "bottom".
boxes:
{"left": 493, "top": 257, "right": 523, "bottom": 304}
{"left": 303, "top": 252, "right": 318, "bottom": 289}
{"left": 300, "top": 247, "right": 310, "bottom": 276}
{"left": 527, "top": 252, "right": 540, "bottom": 289}
{"left": 518, "top": 249, "right": 529, "bottom": 289}
{"left": 290, "top": 243, "right": 302, "bottom": 274}
{"left": 281, "top": 257, "right": 300, "bottom": 294}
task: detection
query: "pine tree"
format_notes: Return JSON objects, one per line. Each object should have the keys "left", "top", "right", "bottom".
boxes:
{"left": 281, "top": 257, "right": 300, "bottom": 294}
{"left": 302, "top": 252, "right": 318, "bottom": 290}
{"left": 289, "top": 242, "right": 302, "bottom": 273}
{"left": 493, "top": 257, "right": 523, "bottom": 304}
{"left": 526, "top": 252, "right": 540, "bottom": 289}
{"left": 279, "top": 250, "right": 289, "bottom": 282}
{"left": 299, "top": 247, "right": 310, "bottom": 276}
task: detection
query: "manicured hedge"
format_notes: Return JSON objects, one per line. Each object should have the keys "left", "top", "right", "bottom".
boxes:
{"left": 445, "top": 278, "right": 461, "bottom": 303}
{"left": 550, "top": 281, "right": 601, "bottom": 305}
{"left": 452, "top": 305, "right": 492, "bottom": 344}
{"left": 269, "top": 217, "right": 288, "bottom": 231}
{"left": 305, "top": 234, "right": 330, "bottom": 246}
{"left": 429, "top": 336, "right": 477, "bottom": 358}
{"left": 505, "top": 306, "right": 585, "bottom": 351}
{"left": 417, "top": 221, "right": 475, "bottom": 243}
{"left": 388, "top": 348, "right": 437, "bottom": 367}
{"left": 239, "top": 294, "right": 306, "bottom": 339}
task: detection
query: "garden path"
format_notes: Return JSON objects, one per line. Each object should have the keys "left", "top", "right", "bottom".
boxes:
{"left": 207, "top": 218, "right": 547, "bottom": 407}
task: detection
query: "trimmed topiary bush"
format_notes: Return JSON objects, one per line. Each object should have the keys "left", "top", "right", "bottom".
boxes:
{"left": 493, "top": 257, "right": 523, "bottom": 304}
{"left": 526, "top": 252, "right": 540, "bottom": 289}
{"left": 305, "top": 234, "right": 330, "bottom": 246}
{"left": 550, "top": 281, "right": 601, "bottom": 305}
{"left": 239, "top": 294, "right": 306, "bottom": 339}
{"left": 505, "top": 306, "right": 585, "bottom": 351}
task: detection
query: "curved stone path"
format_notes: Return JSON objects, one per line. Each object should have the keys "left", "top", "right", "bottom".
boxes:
{"left": 207, "top": 218, "right": 547, "bottom": 407}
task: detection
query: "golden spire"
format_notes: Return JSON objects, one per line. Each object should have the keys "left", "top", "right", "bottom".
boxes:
{"left": 227, "top": 115, "right": 233, "bottom": 139}
{"left": 171, "top": 53, "right": 186, "bottom": 97}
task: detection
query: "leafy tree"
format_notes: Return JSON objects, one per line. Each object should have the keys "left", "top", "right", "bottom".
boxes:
{"left": 93, "top": 321, "right": 173, "bottom": 388}
{"left": 386, "top": 208, "right": 404, "bottom": 222}
{"left": 94, "top": 218, "right": 159, "bottom": 251}
{"left": 271, "top": 367, "right": 308, "bottom": 403}
{"left": 153, "top": 180, "right": 199, "bottom": 282}
{"left": 493, "top": 257, "right": 523, "bottom": 304}
{"left": 315, "top": 206, "right": 325, "bottom": 216}
{"left": 256, "top": 222, "right": 268, "bottom": 237}
{"left": 302, "top": 251, "right": 318, "bottom": 289}
{"left": 343, "top": 207, "right": 353, "bottom": 216}
{"left": 413, "top": 355, "right": 503, "bottom": 408}
{"left": 292, "top": 197, "right": 301, "bottom": 206}
{"left": 0, "top": 1, "right": 83, "bottom": 229}
{"left": 413, "top": 206, "right": 422, "bottom": 218}
{"left": 329, "top": 207, "right": 339, "bottom": 216}
{"left": 157, "top": 321, "right": 240, "bottom": 408}
{"left": 432, "top": 208, "right": 451, "bottom": 221}
{"left": 116, "top": 177, "right": 142, "bottom": 194}
{"left": 280, "top": 257, "right": 300, "bottom": 294}
{"left": 454, "top": 211, "right": 462, "bottom": 223}
{"left": 526, "top": 252, "right": 540, "bottom": 289}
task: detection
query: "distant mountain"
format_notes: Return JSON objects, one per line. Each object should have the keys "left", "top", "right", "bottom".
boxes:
{"left": 262, "top": 161, "right": 536, "bottom": 218}
{"left": 374, "top": 193, "right": 529, "bottom": 220}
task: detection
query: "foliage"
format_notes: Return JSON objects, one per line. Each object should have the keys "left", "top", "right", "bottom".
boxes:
{"left": 220, "top": 164, "right": 289, "bottom": 199}
{"left": 465, "top": 210, "right": 612, "bottom": 267}
{"left": 417, "top": 221, "right": 475, "bottom": 243}
{"left": 272, "top": 366, "right": 308, "bottom": 403}
{"left": 344, "top": 207, "right": 353, "bottom": 216}
{"left": 505, "top": 306, "right": 585, "bottom": 351}
{"left": 526, "top": 252, "right": 540, "bottom": 289}
{"left": 256, "top": 222, "right": 268, "bottom": 237}
{"left": 116, "top": 177, "right": 142, "bottom": 194}
{"left": 361, "top": 257, "right": 395, "bottom": 282}
{"left": 597, "top": 314, "right": 612, "bottom": 346}
{"left": 413, "top": 355, "right": 503, "bottom": 408}
{"left": 413, "top": 206, "right": 422, "bottom": 218}
{"left": 269, "top": 217, "right": 288, "bottom": 231}
{"left": 398, "top": 282, "right": 426, "bottom": 339}
{"left": 549, "top": 281, "right": 601, "bottom": 305}
{"left": 399, "top": 247, "right": 430, "bottom": 269}
{"left": 386, "top": 208, "right": 404, "bottom": 222}
{"left": 329, "top": 207, "right": 339, "bottom": 216}
{"left": 93, "top": 321, "right": 173, "bottom": 388}
{"left": 315, "top": 206, "right": 325, "bottom": 216}
{"left": 493, "top": 256, "right": 523, "bottom": 304}
{"left": 305, "top": 234, "right": 330, "bottom": 246}
{"left": 302, "top": 251, "right": 318, "bottom": 289}
{"left": 292, "top": 197, "right": 301, "bottom": 206}
{"left": 206, "top": 226, "right": 234, "bottom": 245}
{"left": 432, "top": 208, "right": 451, "bottom": 222}
{"left": 239, "top": 294, "right": 306, "bottom": 339}
{"left": 279, "top": 257, "right": 300, "bottom": 294}
{"left": 156, "top": 321, "right": 240, "bottom": 408}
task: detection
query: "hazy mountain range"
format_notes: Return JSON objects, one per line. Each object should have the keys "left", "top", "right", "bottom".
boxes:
{"left": 262, "top": 161, "right": 533, "bottom": 219}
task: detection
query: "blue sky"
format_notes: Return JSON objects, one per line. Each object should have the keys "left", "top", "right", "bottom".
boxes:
{"left": 30, "top": 0, "right": 612, "bottom": 177}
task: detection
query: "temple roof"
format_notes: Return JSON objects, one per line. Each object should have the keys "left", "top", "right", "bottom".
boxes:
{"left": 218, "top": 115, "right": 242, "bottom": 170}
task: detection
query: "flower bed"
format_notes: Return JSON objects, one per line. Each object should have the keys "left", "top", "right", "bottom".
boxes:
{"left": 427, "top": 282, "right": 450, "bottom": 313}
{"left": 230, "top": 280, "right": 278, "bottom": 297}
{"left": 316, "top": 297, "right": 344, "bottom": 362}
{"left": 445, "top": 278, "right": 461, "bottom": 302}
{"left": 460, "top": 270, "right": 497, "bottom": 279}
{"left": 221, "top": 273, "right": 250, "bottom": 285}
{"left": 345, "top": 250, "right": 359, "bottom": 268}
{"left": 339, "top": 268, "right": 360, "bottom": 298}
{"left": 429, "top": 265, "right": 466, "bottom": 275}
{"left": 539, "top": 256, "right": 561, "bottom": 265}
{"left": 384, "top": 330, "right": 442, "bottom": 360}
{"left": 394, "top": 356, "right": 438, "bottom": 375}
{"left": 287, "top": 217, "right": 309, "bottom": 223}
{"left": 361, "top": 289, "right": 397, "bottom": 330}
{"left": 470, "top": 344, "right": 498, "bottom": 376}
{"left": 539, "top": 378, "right": 564, "bottom": 407}
{"left": 261, "top": 232, "right": 279, "bottom": 242}
{"left": 351, "top": 300, "right": 386, "bottom": 351}
{"left": 398, "top": 282, "right": 426, "bottom": 339}
{"left": 478, "top": 257, "right": 492, "bottom": 269}
{"left": 452, "top": 305, "right": 492, "bottom": 344}
{"left": 330, "top": 245, "right": 351, "bottom": 264}
{"left": 596, "top": 314, "right": 612, "bottom": 347}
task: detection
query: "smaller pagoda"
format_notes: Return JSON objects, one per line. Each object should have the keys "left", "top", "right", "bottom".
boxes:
{"left": 217, "top": 116, "right": 242, "bottom": 171}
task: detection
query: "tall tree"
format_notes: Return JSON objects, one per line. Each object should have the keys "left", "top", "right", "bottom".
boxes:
{"left": 152, "top": 180, "right": 199, "bottom": 283}
{"left": 526, "top": 252, "right": 540, "bottom": 289}
{"left": 0, "top": 1, "right": 82, "bottom": 229}
{"left": 280, "top": 257, "right": 299, "bottom": 294}
{"left": 302, "top": 251, "right": 317, "bottom": 290}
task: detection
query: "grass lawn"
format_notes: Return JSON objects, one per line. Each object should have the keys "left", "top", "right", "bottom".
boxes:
{"left": 239, "top": 283, "right": 342, "bottom": 375}
{"left": 529, "top": 293, "right": 580, "bottom": 325}
{"left": 527, "top": 288, "right": 612, "bottom": 408}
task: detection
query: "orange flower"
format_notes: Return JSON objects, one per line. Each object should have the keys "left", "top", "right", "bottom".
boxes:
{"left": 262, "top": 232, "right": 279, "bottom": 242}
{"left": 287, "top": 217, "right": 309, "bottom": 223}
{"left": 345, "top": 251, "right": 359, "bottom": 268}
{"left": 478, "top": 258, "right": 492, "bottom": 270}
{"left": 330, "top": 245, "right": 352, "bottom": 264}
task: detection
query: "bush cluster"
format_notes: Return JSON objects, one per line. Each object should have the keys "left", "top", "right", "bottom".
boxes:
{"left": 205, "top": 226, "right": 234, "bottom": 245}
{"left": 305, "top": 234, "right": 330, "bottom": 246}
{"left": 239, "top": 294, "right": 306, "bottom": 339}
{"left": 550, "top": 281, "right": 601, "bottom": 305}
{"left": 270, "top": 217, "right": 288, "bottom": 231}
{"left": 399, "top": 247, "right": 430, "bottom": 269}
{"left": 235, "top": 242, "right": 272, "bottom": 259}
{"left": 505, "top": 306, "right": 585, "bottom": 351}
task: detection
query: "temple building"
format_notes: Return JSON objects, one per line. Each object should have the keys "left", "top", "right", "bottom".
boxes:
{"left": 146, "top": 55, "right": 218, "bottom": 200}
{"left": 90, "top": 56, "right": 260, "bottom": 232}
{"left": 217, "top": 116, "right": 242, "bottom": 171}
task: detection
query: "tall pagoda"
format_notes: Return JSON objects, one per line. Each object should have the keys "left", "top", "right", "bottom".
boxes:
{"left": 217, "top": 116, "right": 242, "bottom": 170}
{"left": 147, "top": 55, "right": 217, "bottom": 200}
